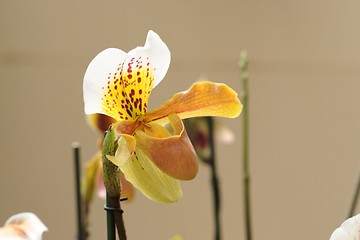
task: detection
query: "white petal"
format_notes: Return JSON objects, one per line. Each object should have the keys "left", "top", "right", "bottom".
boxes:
{"left": 329, "top": 214, "right": 360, "bottom": 240}
{"left": 83, "top": 48, "right": 127, "bottom": 115}
{"left": 127, "top": 30, "right": 171, "bottom": 88}
{"left": 83, "top": 31, "right": 170, "bottom": 118}
{"left": 0, "top": 212, "right": 47, "bottom": 240}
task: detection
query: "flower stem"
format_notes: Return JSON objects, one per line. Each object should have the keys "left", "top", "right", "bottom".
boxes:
{"left": 102, "top": 126, "right": 127, "bottom": 240}
{"left": 105, "top": 193, "right": 126, "bottom": 240}
{"left": 206, "top": 116, "right": 221, "bottom": 240}
{"left": 240, "top": 51, "right": 253, "bottom": 240}
{"left": 72, "top": 142, "right": 88, "bottom": 240}
{"left": 105, "top": 193, "right": 116, "bottom": 240}
{"left": 347, "top": 170, "right": 360, "bottom": 218}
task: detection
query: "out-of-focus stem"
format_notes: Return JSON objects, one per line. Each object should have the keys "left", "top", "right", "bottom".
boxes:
{"left": 207, "top": 116, "right": 221, "bottom": 240}
{"left": 240, "top": 51, "right": 253, "bottom": 240}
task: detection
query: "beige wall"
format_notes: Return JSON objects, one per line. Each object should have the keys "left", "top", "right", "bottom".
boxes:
{"left": 1, "top": 0, "right": 360, "bottom": 239}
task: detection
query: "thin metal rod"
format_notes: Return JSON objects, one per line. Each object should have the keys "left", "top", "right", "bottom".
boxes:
{"left": 73, "top": 142, "right": 85, "bottom": 240}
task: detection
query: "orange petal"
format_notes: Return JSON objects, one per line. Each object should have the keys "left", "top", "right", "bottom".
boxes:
{"left": 140, "top": 81, "right": 242, "bottom": 124}
{"left": 135, "top": 114, "right": 199, "bottom": 180}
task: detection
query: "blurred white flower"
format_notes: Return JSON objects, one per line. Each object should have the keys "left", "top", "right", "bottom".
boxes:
{"left": 0, "top": 212, "right": 47, "bottom": 240}
{"left": 329, "top": 214, "right": 360, "bottom": 240}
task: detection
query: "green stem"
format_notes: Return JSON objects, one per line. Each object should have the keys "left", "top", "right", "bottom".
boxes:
{"left": 240, "top": 51, "right": 253, "bottom": 240}
{"left": 105, "top": 193, "right": 126, "bottom": 240}
{"left": 207, "top": 117, "right": 221, "bottom": 240}
{"left": 105, "top": 193, "right": 116, "bottom": 240}
{"left": 102, "top": 127, "right": 127, "bottom": 240}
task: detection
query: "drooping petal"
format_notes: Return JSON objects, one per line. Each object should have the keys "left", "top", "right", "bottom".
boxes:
{"left": 141, "top": 81, "right": 242, "bottom": 124}
{"left": 120, "top": 148, "right": 182, "bottom": 203}
{"left": 83, "top": 30, "right": 170, "bottom": 121}
{"left": 0, "top": 212, "right": 47, "bottom": 240}
{"left": 136, "top": 114, "right": 199, "bottom": 180}
{"left": 329, "top": 214, "right": 360, "bottom": 240}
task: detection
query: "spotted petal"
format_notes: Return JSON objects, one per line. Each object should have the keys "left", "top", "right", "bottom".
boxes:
{"left": 120, "top": 148, "right": 182, "bottom": 203}
{"left": 136, "top": 114, "right": 199, "bottom": 180}
{"left": 141, "top": 81, "right": 242, "bottom": 124}
{"left": 0, "top": 212, "right": 47, "bottom": 240}
{"left": 83, "top": 30, "right": 171, "bottom": 121}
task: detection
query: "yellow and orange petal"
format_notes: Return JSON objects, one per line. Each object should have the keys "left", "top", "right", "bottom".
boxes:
{"left": 141, "top": 81, "right": 242, "bottom": 124}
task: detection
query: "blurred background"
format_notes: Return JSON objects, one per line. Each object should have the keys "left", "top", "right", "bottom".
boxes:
{"left": 1, "top": 0, "right": 360, "bottom": 239}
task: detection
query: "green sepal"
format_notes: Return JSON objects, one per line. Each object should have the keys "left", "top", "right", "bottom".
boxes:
{"left": 102, "top": 125, "right": 121, "bottom": 197}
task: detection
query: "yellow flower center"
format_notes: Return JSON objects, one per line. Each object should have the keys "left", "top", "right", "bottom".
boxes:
{"left": 101, "top": 56, "right": 155, "bottom": 121}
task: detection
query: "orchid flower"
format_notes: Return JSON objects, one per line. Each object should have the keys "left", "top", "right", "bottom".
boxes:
{"left": 0, "top": 212, "right": 47, "bottom": 240}
{"left": 329, "top": 214, "right": 360, "bottom": 240}
{"left": 83, "top": 30, "right": 242, "bottom": 203}
{"left": 85, "top": 113, "right": 134, "bottom": 203}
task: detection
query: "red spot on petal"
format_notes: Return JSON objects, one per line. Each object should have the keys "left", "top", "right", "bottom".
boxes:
{"left": 126, "top": 109, "right": 133, "bottom": 118}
